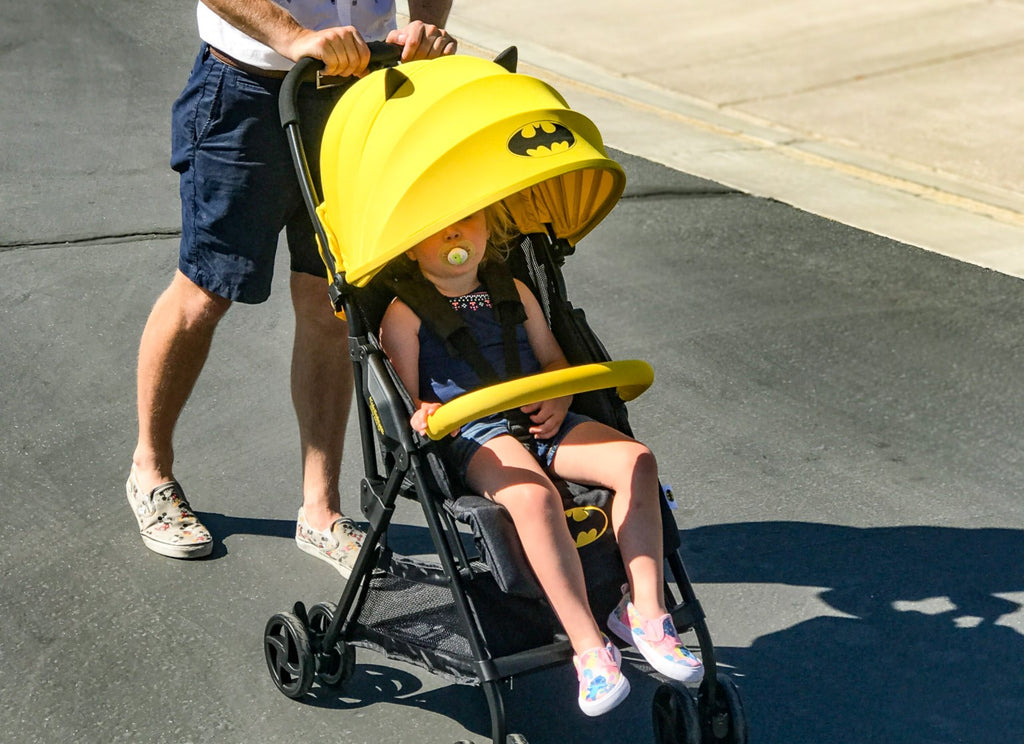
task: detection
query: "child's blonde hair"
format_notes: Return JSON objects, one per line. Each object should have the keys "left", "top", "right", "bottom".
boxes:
{"left": 394, "top": 202, "right": 519, "bottom": 274}
{"left": 483, "top": 201, "right": 519, "bottom": 263}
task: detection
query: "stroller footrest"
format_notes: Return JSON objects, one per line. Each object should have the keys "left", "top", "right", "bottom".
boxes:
{"left": 477, "top": 637, "right": 574, "bottom": 682}
{"left": 447, "top": 494, "right": 545, "bottom": 599}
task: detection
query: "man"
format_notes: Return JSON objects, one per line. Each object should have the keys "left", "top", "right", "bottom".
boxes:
{"left": 126, "top": 0, "right": 456, "bottom": 575}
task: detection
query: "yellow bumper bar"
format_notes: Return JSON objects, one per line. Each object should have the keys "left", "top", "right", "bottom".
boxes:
{"left": 425, "top": 360, "right": 654, "bottom": 440}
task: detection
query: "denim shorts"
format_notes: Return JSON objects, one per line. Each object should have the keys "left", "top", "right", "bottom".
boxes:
{"left": 170, "top": 45, "right": 348, "bottom": 304}
{"left": 443, "top": 410, "right": 591, "bottom": 482}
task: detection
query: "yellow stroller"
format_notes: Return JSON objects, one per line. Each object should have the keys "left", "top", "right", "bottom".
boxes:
{"left": 263, "top": 47, "right": 747, "bottom": 744}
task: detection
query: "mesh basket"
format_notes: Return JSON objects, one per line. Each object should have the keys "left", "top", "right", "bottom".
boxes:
{"left": 350, "top": 552, "right": 561, "bottom": 685}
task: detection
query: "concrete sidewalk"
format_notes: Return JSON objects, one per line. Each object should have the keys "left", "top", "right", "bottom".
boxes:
{"left": 427, "top": 0, "right": 1024, "bottom": 277}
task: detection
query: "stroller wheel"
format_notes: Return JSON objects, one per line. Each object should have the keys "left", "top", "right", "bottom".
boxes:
{"left": 307, "top": 601, "right": 338, "bottom": 636}
{"left": 308, "top": 602, "right": 356, "bottom": 690}
{"left": 264, "top": 611, "right": 315, "bottom": 699}
{"left": 697, "top": 673, "right": 747, "bottom": 744}
{"left": 652, "top": 682, "right": 701, "bottom": 744}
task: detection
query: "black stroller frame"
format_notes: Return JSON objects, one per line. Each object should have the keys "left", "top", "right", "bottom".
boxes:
{"left": 264, "top": 49, "right": 747, "bottom": 744}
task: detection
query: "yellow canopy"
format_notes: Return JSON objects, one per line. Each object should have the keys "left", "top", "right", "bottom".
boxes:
{"left": 316, "top": 54, "right": 626, "bottom": 287}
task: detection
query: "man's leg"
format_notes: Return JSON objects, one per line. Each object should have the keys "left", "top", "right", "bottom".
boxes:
{"left": 133, "top": 270, "right": 232, "bottom": 491}
{"left": 289, "top": 271, "right": 354, "bottom": 529}
{"left": 290, "top": 271, "right": 363, "bottom": 577}
{"left": 128, "top": 269, "right": 229, "bottom": 558}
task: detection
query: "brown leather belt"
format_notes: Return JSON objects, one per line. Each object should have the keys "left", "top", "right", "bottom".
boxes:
{"left": 208, "top": 44, "right": 352, "bottom": 88}
{"left": 208, "top": 45, "right": 288, "bottom": 79}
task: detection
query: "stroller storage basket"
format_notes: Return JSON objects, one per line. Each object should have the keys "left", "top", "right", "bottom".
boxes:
{"left": 350, "top": 551, "right": 560, "bottom": 685}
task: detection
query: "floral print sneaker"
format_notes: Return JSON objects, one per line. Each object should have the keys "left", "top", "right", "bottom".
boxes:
{"left": 607, "top": 587, "right": 704, "bottom": 683}
{"left": 125, "top": 468, "right": 212, "bottom": 559}
{"left": 295, "top": 508, "right": 364, "bottom": 579}
{"left": 573, "top": 635, "right": 631, "bottom": 717}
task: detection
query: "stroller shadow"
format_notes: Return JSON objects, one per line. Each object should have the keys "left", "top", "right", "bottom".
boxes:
{"left": 301, "top": 662, "right": 491, "bottom": 733}
{"left": 680, "top": 521, "right": 1024, "bottom": 743}
{"left": 299, "top": 659, "right": 669, "bottom": 742}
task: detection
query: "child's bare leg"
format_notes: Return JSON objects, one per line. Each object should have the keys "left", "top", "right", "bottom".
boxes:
{"left": 552, "top": 422, "right": 705, "bottom": 685}
{"left": 550, "top": 422, "right": 666, "bottom": 618}
{"left": 466, "top": 435, "right": 605, "bottom": 655}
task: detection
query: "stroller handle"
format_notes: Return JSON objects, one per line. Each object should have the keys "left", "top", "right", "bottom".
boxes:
{"left": 278, "top": 42, "right": 402, "bottom": 284}
{"left": 423, "top": 360, "right": 654, "bottom": 440}
{"left": 279, "top": 41, "right": 403, "bottom": 128}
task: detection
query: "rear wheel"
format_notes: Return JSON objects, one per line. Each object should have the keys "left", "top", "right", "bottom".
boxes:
{"left": 264, "top": 611, "right": 315, "bottom": 699}
{"left": 698, "top": 672, "right": 747, "bottom": 744}
{"left": 652, "top": 682, "right": 701, "bottom": 744}
{"left": 307, "top": 601, "right": 355, "bottom": 689}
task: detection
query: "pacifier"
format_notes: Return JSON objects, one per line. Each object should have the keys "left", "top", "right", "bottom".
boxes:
{"left": 446, "top": 246, "right": 470, "bottom": 266}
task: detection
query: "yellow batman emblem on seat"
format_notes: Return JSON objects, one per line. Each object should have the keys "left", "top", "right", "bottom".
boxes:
{"left": 508, "top": 121, "right": 576, "bottom": 158}
{"left": 564, "top": 505, "right": 609, "bottom": 549}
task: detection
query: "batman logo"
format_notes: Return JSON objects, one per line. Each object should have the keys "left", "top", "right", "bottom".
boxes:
{"left": 564, "top": 505, "right": 609, "bottom": 549}
{"left": 507, "top": 121, "right": 576, "bottom": 158}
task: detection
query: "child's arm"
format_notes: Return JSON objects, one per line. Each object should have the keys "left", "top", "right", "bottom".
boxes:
{"left": 379, "top": 299, "right": 439, "bottom": 435}
{"left": 515, "top": 280, "right": 573, "bottom": 439}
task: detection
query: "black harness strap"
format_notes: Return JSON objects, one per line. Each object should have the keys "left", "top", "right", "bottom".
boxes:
{"left": 478, "top": 259, "right": 527, "bottom": 380}
{"left": 384, "top": 259, "right": 533, "bottom": 444}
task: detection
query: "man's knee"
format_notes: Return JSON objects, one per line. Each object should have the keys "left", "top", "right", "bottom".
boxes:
{"left": 291, "top": 271, "right": 348, "bottom": 336}
{"left": 166, "top": 270, "right": 232, "bottom": 328}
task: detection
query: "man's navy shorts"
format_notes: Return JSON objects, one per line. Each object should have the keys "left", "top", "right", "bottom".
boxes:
{"left": 171, "top": 44, "right": 347, "bottom": 304}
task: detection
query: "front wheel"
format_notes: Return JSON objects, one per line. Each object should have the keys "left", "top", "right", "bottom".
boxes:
{"left": 264, "top": 611, "right": 315, "bottom": 699}
{"left": 698, "top": 672, "right": 747, "bottom": 743}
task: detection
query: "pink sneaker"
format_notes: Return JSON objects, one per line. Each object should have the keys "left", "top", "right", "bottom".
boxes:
{"left": 608, "top": 589, "right": 704, "bottom": 683}
{"left": 573, "top": 636, "right": 631, "bottom": 717}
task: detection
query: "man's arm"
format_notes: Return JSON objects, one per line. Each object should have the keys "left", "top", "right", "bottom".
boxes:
{"left": 201, "top": 0, "right": 311, "bottom": 55}
{"left": 199, "top": 0, "right": 371, "bottom": 76}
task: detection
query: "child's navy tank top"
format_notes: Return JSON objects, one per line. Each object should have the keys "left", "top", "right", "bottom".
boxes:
{"left": 417, "top": 288, "right": 541, "bottom": 403}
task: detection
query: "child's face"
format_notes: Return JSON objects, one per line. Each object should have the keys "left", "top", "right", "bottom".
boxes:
{"left": 406, "top": 210, "right": 489, "bottom": 279}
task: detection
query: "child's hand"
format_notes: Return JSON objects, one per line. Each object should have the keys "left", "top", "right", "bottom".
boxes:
{"left": 410, "top": 402, "right": 442, "bottom": 435}
{"left": 521, "top": 397, "right": 570, "bottom": 440}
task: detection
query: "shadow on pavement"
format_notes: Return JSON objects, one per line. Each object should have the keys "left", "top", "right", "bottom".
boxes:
{"left": 681, "top": 521, "right": 1024, "bottom": 743}
{"left": 198, "top": 512, "right": 296, "bottom": 541}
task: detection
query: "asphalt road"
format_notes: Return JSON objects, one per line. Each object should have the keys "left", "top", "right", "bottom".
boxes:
{"left": 2, "top": 2, "right": 1022, "bottom": 743}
